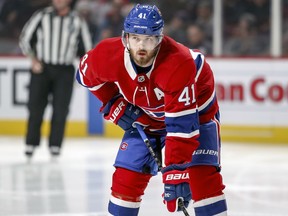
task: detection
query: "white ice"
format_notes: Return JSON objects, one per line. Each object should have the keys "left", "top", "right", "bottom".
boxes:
{"left": 0, "top": 136, "right": 287, "bottom": 216}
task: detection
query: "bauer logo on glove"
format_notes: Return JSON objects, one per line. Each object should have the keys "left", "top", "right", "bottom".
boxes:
{"left": 108, "top": 100, "right": 126, "bottom": 123}
{"left": 162, "top": 166, "right": 192, "bottom": 212}
{"left": 165, "top": 173, "right": 189, "bottom": 181}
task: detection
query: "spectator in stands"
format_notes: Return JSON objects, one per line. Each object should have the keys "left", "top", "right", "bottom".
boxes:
{"left": 164, "top": 11, "right": 188, "bottom": 45}
{"left": 247, "top": 0, "right": 270, "bottom": 37}
{"left": 194, "top": 0, "right": 213, "bottom": 43}
{"left": 186, "top": 24, "right": 212, "bottom": 55}
{"left": 0, "top": 0, "right": 281, "bottom": 56}
{"left": 283, "top": 30, "right": 288, "bottom": 56}
{"left": 76, "top": 0, "right": 99, "bottom": 45}
{"left": 223, "top": 13, "right": 269, "bottom": 56}
{"left": 223, "top": 0, "right": 251, "bottom": 37}
{"left": 97, "top": 0, "right": 127, "bottom": 40}
{"left": 0, "top": 0, "right": 50, "bottom": 54}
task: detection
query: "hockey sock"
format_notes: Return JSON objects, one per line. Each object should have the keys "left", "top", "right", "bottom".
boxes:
{"left": 108, "top": 196, "right": 140, "bottom": 216}
{"left": 108, "top": 167, "right": 152, "bottom": 216}
{"left": 188, "top": 165, "right": 227, "bottom": 215}
{"left": 193, "top": 194, "right": 227, "bottom": 216}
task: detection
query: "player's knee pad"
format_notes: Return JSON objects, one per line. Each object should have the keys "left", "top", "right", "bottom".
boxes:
{"left": 188, "top": 165, "right": 225, "bottom": 202}
{"left": 108, "top": 167, "right": 152, "bottom": 216}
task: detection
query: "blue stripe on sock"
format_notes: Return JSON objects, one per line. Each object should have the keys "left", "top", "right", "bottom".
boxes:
{"left": 194, "top": 199, "right": 227, "bottom": 216}
{"left": 108, "top": 200, "right": 140, "bottom": 216}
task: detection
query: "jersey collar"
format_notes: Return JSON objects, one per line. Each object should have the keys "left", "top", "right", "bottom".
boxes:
{"left": 124, "top": 48, "right": 158, "bottom": 80}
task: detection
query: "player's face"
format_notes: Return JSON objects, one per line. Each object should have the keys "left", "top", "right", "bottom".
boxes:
{"left": 52, "top": 0, "right": 72, "bottom": 11}
{"left": 128, "top": 34, "right": 161, "bottom": 67}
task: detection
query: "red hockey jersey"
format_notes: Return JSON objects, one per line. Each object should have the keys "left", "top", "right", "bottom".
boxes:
{"left": 76, "top": 36, "right": 219, "bottom": 166}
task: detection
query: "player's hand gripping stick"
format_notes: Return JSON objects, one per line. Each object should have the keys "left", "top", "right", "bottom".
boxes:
{"left": 162, "top": 165, "right": 191, "bottom": 215}
{"left": 135, "top": 124, "right": 190, "bottom": 216}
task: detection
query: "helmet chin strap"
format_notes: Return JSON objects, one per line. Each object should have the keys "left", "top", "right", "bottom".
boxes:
{"left": 126, "top": 34, "right": 131, "bottom": 50}
{"left": 153, "top": 43, "right": 161, "bottom": 52}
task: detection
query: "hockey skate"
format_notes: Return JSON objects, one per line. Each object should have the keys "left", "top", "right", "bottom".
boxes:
{"left": 49, "top": 146, "right": 61, "bottom": 157}
{"left": 25, "top": 145, "right": 36, "bottom": 158}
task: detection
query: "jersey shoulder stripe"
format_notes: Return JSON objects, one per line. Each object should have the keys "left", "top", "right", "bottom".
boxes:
{"left": 189, "top": 49, "right": 205, "bottom": 82}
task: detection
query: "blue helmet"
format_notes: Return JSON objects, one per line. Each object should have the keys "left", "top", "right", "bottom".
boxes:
{"left": 123, "top": 4, "right": 164, "bottom": 36}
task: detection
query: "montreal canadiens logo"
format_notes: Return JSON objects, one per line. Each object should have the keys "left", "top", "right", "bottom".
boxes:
{"left": 120, "top": 142, "right": 128, "bottom": 150}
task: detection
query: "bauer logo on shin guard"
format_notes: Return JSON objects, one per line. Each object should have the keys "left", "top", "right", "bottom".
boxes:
{"left": 165, "top": 173, "right": 189, "bottom": 181}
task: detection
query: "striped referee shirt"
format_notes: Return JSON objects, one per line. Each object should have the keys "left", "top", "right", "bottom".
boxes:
{"left": 19, "top": 6, "right": 92, "bottom": 65}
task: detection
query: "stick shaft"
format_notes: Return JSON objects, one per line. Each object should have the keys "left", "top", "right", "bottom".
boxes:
{"left": 178, "top": 199, "right": 190, "bottom": 216}
{"left": 135, "top": 124, "right": 162, "bottom": 169}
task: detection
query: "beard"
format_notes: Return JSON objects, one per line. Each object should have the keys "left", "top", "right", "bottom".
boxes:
{"left": 130, "top": 48, "right": 158, "bottom": 67}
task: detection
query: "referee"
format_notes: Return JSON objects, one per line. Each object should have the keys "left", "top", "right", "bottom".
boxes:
{"left": 19, "top": 0, "right": 92, "bottom": 158}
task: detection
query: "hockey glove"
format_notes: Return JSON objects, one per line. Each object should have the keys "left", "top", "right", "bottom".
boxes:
{"left": 162, "top": 164, "right": 192, "bottom": 212}
{"left": 101, "top": 95, "right": 144, "bottom": 131}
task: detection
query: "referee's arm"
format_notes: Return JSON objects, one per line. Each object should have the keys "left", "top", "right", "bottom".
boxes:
{"left": 77, "top": 18, "right": 93, "bottom": 57}
{"left": 19, "top": 10, "right": 42, "bottom": 58}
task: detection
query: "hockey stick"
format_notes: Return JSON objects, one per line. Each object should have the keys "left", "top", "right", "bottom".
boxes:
{"left": 135, "top": 124, "right": 190, "bottom": 216}
{"left": 135, "top": 123, "right": 162, "bottom": 170}
{"left": 178, "top": 199, "right": 190, "bottom": 216}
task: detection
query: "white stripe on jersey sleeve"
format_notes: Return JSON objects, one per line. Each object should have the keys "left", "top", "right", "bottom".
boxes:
{"left": 167, "top": 130, "right": 199, "bottom": 138}
{"left": 165, "top": 108, "right": 197, "bottom": 118}
{"left": 77, "top": 69, "right": 106, "bottom": 90}
{"left": 88, "top": 83, "right": 106, "bottom": 91}
{"left": 198, "top": 89, "right": 216, "bottom": 112}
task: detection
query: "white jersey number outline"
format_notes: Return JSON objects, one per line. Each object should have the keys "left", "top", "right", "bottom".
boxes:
{"left": 80, "top": 54, "right": 89, "bottom": 75}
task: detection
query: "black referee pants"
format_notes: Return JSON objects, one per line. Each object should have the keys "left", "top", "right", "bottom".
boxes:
{"left": 26, "top": 64, "right": 75, "bottom": 148}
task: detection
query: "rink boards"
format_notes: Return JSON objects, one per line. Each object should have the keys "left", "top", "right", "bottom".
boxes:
{"left": 0, "top": 57, "right": 287, "bottom": 143}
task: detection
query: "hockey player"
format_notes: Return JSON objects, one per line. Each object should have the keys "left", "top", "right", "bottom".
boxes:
{"left": 76, "top": 4, "right": 227, "bottom": 216}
